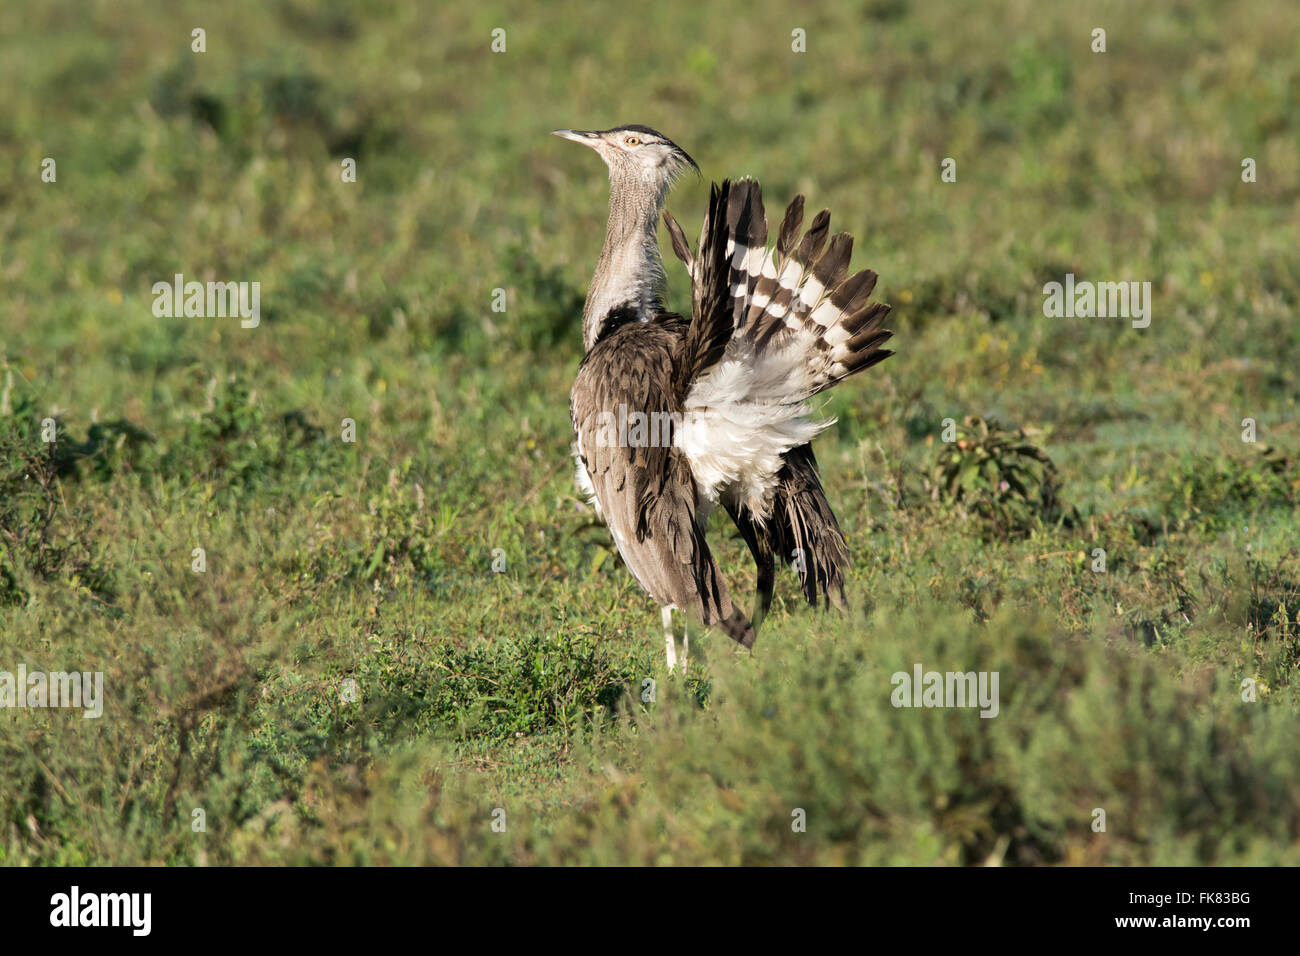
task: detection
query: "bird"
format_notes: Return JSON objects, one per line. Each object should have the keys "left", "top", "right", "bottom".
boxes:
{"left": 556, "top": 124, "right": 894, "bottom": 673}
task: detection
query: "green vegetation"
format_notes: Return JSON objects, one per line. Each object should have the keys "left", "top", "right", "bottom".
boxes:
{"left": 1, "top": 0, "right": 1298, "bottom": 865}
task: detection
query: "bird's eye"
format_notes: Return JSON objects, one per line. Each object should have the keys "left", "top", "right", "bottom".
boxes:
{"left": 624, "top": 136, "right": 640, "bottom": 146}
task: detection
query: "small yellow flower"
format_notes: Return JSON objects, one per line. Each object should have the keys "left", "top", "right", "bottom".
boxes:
{"left": 899, "top": 289, "right": 914, "bottom": 304}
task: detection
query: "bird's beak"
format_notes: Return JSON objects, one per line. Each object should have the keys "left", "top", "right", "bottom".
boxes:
{"left": 552, "top": 129, "right": 601, "bottom": 147}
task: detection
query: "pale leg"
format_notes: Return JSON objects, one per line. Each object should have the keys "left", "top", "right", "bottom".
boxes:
{"left": 680, "top": 618, "right": 689, "bottom": 676}
{"left": 662, "top": 605, "right": 677, "bottom": 673}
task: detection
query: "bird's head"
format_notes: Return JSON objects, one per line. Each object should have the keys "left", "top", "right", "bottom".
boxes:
{"left": 552, "top": 124, "right": 699, "bottom": 197}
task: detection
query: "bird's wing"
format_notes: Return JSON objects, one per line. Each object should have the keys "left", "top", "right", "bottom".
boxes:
{"left": 666, "top": 179, "right": 894, "bottom": 614}
{"left": 709, "top": 177, "right": 894, "bottom": 401}
{"left": 667, "top": 180, "right": 737, "bottom": 398}
{"left": 670, "top": 178, "right": 894, "bottom": 513}
{"left": 571, "top": 321, "right": 753, "bottom": 646}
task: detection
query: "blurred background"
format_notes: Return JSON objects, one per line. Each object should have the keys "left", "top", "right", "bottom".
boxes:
{"left": 1, "top": 0, "right": 1298, "bottom": 865}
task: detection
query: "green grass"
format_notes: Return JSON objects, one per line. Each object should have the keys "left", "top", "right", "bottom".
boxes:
{"left": 1, "top": 0, "right": 1298, "bottom": 865}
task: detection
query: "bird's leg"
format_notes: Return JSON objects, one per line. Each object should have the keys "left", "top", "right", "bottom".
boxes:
{"left": 662, "top": 605, "right": 677, "bottom": 673}
{"left": 680, "top": 617, "right": 689, "bottom": 677}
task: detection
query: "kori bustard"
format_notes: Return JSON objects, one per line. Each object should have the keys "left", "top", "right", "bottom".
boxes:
{"left": 557, "top": 125, "right": 894, "bottom": 672}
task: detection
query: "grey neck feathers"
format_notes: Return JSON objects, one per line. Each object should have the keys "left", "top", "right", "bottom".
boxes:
{"left": 582, "top": 176, "right": 669, "bottom": 352}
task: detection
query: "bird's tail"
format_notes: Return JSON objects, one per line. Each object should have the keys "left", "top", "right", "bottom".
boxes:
{"left": 727, "top": 443, "right": 849, "bottom": 617}
{"left": 766, "top": 444, "right": 850, "bottom": 608}
{"left": 719, "top": 605, "right": 756, "bottom": 648}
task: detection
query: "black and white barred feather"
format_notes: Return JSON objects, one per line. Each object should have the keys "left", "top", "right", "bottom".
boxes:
{"left": 664, "top": 178, "right": 894, "bottom": 519}
{"left": 664, "top": 178, "right": 894, "bottom": 609}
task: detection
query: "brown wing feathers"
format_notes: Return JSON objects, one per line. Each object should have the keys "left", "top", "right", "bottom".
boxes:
{"left": 776, "top": 194, "right": 804, "bottom": 257}
{"left": 662, "top": 209, "right": 693, "bottom": 271}
{"left": 690, "top": 179, "right": 894, "bottom": 614}
{"left": 670, "top": 178, "right": 894, "bottom": 401}
{"left": 768, "top": 444, "right": 850, "bottom": 608}
{"left": 671, "top": 181, "right": 735, "bottom": 396}
{"left": 573, "top": 322, "right": 753, "bottom": 647}
{"left": 795, "top": 209, "right": 830, "bottom": 263}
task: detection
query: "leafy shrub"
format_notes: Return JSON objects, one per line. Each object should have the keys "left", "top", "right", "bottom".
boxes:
{"left": 931, "top": 415, "right": 1071, "bottom": 537}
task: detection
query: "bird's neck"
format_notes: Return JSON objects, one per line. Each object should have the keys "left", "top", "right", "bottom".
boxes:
{"left": 582, "top": 180, "right": 668, "bottom": 352}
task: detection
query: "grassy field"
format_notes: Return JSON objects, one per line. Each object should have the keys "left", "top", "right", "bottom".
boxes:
{"left": 2, "top": 0, "right": 1298, "bottom": 865}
